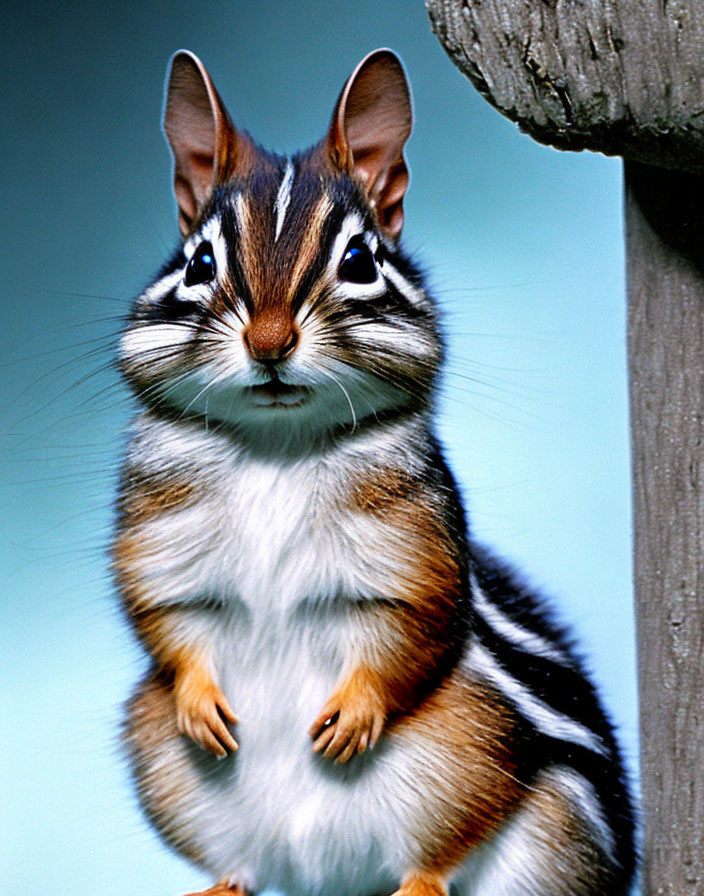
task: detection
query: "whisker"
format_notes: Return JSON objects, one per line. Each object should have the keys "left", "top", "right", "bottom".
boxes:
{"left": 178, "top": 377, "right": 219, "bottom": 419}
{"left": 318, "top": 363, "right": 358, "bottom": 431}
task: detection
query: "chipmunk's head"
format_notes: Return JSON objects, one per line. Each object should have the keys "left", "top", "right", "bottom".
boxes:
{"left": 121, "top": 49, "right": 443, "bottom": 442}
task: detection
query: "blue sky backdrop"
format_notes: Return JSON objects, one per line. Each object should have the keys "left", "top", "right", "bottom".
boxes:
{"left": 2, "top": 2, "right": 636, "bottom": 894}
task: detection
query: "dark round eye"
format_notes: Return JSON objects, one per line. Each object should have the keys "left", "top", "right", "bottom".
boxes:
{"left": 184, "top": 241, "right": 216, "bottom": 287}
{"left": 338, "top": 237, "right": 378, "bottom": 284}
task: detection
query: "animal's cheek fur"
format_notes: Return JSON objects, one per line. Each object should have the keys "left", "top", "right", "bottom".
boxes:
{"left": 120, "top": 323, "right": 194, "bottom": 380}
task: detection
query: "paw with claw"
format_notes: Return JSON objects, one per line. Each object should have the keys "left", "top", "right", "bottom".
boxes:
{"left": 309, "top": 673, "right": 386, "bottom": 763}
{"left": 174, "top": 665, "right": 238, "bottom": 759}
{"left": 184, "top": 879, "right": 249, "bottom": 896}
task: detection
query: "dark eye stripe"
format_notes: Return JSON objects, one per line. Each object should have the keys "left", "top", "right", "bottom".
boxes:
{"left": 144, "top": 285, "right": 202, "bottom": 322}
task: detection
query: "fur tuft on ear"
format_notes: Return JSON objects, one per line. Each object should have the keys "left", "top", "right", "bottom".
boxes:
{"left": 327, "top": 49, "right": 413, "bottom": 239}
{"left": 163, "top": 51, "right": 250, "bottom": 237}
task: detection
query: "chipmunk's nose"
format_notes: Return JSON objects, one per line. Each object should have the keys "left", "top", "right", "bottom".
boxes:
{"left": 243, "top": 309, "right": 299, "bottom": 363}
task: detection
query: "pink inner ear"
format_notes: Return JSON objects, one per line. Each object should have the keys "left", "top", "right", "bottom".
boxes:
{"left": 330, "top": 50, "right": 413, "bottom": 238}
{"left": 173, "top": 152, "right": 213, "bottom": 229}
{"left": 163, "top": 51, "right": 243, "bottom": 236}
{"left": 164, "top": 56, "right": 218, "bottom": 221}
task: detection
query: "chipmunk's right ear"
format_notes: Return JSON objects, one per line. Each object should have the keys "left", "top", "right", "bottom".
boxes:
{"left": 163, "top": 51, "right": 251, "bottom": 237}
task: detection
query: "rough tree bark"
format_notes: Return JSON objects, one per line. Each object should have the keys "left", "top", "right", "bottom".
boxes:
{"left": 425, "top": 2, "right": 704, "bottom": 893}
{"left": 626, "top": 162, "right": 704, "bottom": 894}
{"left": 425, "top": 0, "right": 704, "bottom": 174}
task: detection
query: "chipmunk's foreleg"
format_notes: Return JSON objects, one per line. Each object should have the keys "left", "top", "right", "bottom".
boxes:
{"left": 310, "top": 488, "right": 464, "bottom": 763}
{"left": 392, "top": 871, "right": 448, "bottom": 896}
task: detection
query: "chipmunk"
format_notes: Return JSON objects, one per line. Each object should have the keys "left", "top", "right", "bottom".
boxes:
{"left": 115, "top": 48, "right": 636, "bottom": 896}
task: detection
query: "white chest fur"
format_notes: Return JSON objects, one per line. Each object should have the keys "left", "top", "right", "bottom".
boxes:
{"left": 127, "top": 416, "right": 447, "bottom": 895}
{"left": 128, "top": 414, "right": 420, "bottom": 614}
{"left": 217, "top": 452, "right": 349, "bottom": 611}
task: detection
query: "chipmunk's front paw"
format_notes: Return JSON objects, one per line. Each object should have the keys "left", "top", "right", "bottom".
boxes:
{"left": 184, "top": 878, "right": 249, "bottom": 896}
{"left": 175, "top": 673, "right": 238, "bottom": 759}
{"left": 391, "top": 873, "right": 447, "bottom": 896}
{"left": 309, "top": 679, "right": 386, "bottom": 763}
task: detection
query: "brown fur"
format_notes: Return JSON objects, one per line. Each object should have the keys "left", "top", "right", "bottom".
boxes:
{"left": 217, "top": 127, "right": 259, "bottom": 189}
{"left": 113, "top": 463, "right": 207, "bottom": 619}
{"left": 185, "top": 884, "right": 247, "bottom": 896}
{"left": 118, "top": 473, "right": 197, "bottom": 526}
{"left": 508, "top": 772, "right": 615, "bottom": 895}
{"left": 114, "top": 532, "right": 200, "bottom": 662}
{"left": 286, "top": 193, "right": 335, "bottom": 300}
{"left": 230, "top": 163, "right": 333, "bottom": 318}
{"left": 393, "top": 872, "right": 448, "bottom": 896}
{"left": 355, "top": 484, "right": 462, "bottom": 713}
{"left": 113, "top": 523, "right": 174, "bottom": 618}
{"left": 125, "top": 673, "right": 207, "bottom": 865}
{"left": 310, "top": 659, "right": 526, "bottom": 876}
{"left": 396, "top": 668, "right": 525, "bottom": 871}
{"left": 172, "top": 646, "right": 238, "bottom": 758}
{"left": 185, "top": 885, "right": 248, "bottom": 896}
{"left": 232, "top": 192, "right": 267, "bottom": 303}
{"left": 115, "top": 477, "right": 237, "bottom": 759}
{"left": 346, "top": 465, "right": 416, "bottom": 513}
{"left": 117, "top": 47, "right": 631, "bottom": 896}
{"left": 112, "top": 528, "right": 149, "bottom": 613}
{"left": 310, "top": 474, "right": 463, "bottom": 761}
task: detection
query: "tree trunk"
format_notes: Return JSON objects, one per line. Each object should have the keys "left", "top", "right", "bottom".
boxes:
{"left": 625, "top": 161, "right": 704, "bottom": 894}
{"left": 424, "top": 3, "right": 704, "bottom": 890}
{"left": 425, "top": 0, "right": 704, "bottom": 175}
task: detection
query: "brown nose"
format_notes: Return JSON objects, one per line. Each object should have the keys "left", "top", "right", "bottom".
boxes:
{"left": 243, "top": 309, "right": 298, "bottom": 362}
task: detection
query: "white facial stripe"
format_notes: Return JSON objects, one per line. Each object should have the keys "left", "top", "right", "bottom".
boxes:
{"left": 333, "top": 279, "right": 388, "bottom": 301}
{"left": 350, "top": 321, "right": 436, "bottom": 360}
{"left": 138, "top": 264, "right": 209, "bottom": 315}
{"left": 465, "top": 640, "right": 607, "bottom": 756}
{"left": 329, "top": 212, "right": 365, "bottom": 271}
{"left": 133, "top": 217, "right": 229, "bottom": 327}
{"left": 184, "top": 217, "right": 227, "bottom": 272}
{"left": 382, "top": 260, "right": 429, "bottom": 308}
{"left": 234, "top": 193, "right": 249, "bottom": 239}
{"left": 157, "top": 216, "right": 228, "bottom": 308}
{"left": 328, "top": 213, "right": 385, "bottom": 299}
{"left": 472, "top": 578, "right": 571, "bottom": 666}
{"left": 274, "top": 159, "right": 295, "bottom": 241}
{"left": 366, "top": 231, "right": 380, "bottom": 255}
{"left": 140, "top": 267, "right": 183, "bottom": 304}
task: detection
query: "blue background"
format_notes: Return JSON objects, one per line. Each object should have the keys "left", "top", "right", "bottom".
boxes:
{"left": 2, "top": 2, "right": 636, "bottom": 894}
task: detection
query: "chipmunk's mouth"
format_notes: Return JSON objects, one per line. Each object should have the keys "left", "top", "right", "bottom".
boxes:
{"left": 248, "top": 381, "right": 310, "bottom": 408}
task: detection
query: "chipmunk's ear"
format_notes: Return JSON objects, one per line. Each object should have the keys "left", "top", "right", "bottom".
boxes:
{"left": 327, "top": 49, "right": 413, "bottom": 239}
{"left": 163, "top": 50, "right": 252, "bottom": 237}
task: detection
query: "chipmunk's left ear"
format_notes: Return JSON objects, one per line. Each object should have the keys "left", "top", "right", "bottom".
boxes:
{"left": 327, "top": 49, "right": 413, "bottom": 238}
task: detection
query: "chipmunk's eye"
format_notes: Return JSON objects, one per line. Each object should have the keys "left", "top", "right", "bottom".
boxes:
{"left": 184, "top": 241, "right": 216, "bottom": 287}
{"left": 338, "top": 237, "right": 378, "bottom": 284}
